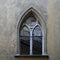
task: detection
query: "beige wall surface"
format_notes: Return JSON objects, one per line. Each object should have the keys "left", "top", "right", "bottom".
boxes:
{"left": 0, "top": 0, "right": 60, "bottom": 60}
{"left": 47, "top": 0, "right": 60, "bottom": 60}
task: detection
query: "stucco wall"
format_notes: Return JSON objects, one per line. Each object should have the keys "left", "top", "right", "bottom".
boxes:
{"left": 0, "top": 0, "right": 60, "bottom": 60}
{"left": 47, "top": 0, "right": 60, "bottom": 60}
{"left": 0, "top": 0, "right": 47, "bottom": 60}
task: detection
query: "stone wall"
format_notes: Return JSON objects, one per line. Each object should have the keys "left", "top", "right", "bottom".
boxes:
{"left": 47, "top": 0, "right": 60, "bottom": 60}
{"left": 0, "top": 0, "right": 60, "bottom": 60}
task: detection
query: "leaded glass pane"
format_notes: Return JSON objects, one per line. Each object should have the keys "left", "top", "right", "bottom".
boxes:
{"left": 20, "top": 16, "right": 42, "bottom": 55}
{"left": 32, "top": 26, "right": 42, "bottom": 55}
{"left": 20, "top": 26, "right": 30, "bottom": 55}
{"left": 25, "top": 17, "right": 36, "bottom": 27}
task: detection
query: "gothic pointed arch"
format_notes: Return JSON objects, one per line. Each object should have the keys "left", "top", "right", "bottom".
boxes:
{"left": 17, "top": 7, "right": 47, "bottom": 56}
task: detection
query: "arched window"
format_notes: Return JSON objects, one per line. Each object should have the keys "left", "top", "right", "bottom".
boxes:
{"left": 32, "top": 25, "right": 42, "bottom": 55}
{"left": 20, "top": 26, "right": 30, "bottom": 55}
{"left": 19, "top": 16, "right": 43, "bottom": 55}
{"left": 17, "top": 7, "right": 47, "bottom": 56}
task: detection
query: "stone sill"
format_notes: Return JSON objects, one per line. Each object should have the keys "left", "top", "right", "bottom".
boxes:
{"left": 15, "top": 54, "right": 49, "bottom": 58}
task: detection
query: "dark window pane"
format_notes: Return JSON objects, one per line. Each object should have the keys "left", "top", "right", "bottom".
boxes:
{"left": 33, "top": 26, "right": 42, "bottom": 55}
{"left": 20, "top": 26, "right": 30, "bottom": 55}
{"left": 33, "top": 36, "right": 42, "bottom": 55}
{"left": 20, "top": 36, "right": 30, "bottom": 55}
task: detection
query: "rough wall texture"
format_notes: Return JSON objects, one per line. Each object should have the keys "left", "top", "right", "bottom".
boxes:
{"left": 0, "top": 0, "right": 60, "bottom": 60}
{"left": 0, "top": 0, "right": 47, "bottom": 60}
{"left": 47, "top": 0, "right": 60, "bottom": 60}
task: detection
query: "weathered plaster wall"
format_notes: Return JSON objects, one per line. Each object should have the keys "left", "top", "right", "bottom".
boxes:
{"left": 47, "top": 0, "right": 60, "bottom": 60}
{"left": 1, "top": 0, "right": 60, "bottom": 60}
{"left": 0, "top": 0, "right": 47, "bottom": 60}
{"left": 0, "top": 0, "right": 17, "bottom": 60}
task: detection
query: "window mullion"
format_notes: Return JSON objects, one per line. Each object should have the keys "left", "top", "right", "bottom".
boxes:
{"left": 42, "top": 33, "right": 45, "bottom": 55}
{"left": 30, "top": 29, "right": 33, "bottom": 55}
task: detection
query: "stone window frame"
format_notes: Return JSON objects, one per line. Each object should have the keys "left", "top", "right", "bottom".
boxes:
{"left": 16, "top": 7, "right": 47, "bottom": 56}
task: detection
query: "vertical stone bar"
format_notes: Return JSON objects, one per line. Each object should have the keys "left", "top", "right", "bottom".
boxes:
{"left": 30, "top": 29, "right": 33, "bottom": 55}
{"left": 16, "top": 33, "right": 20, "bottom": 56}
{"left": 42, "top": 31, "right": 44, "bottom": 55}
